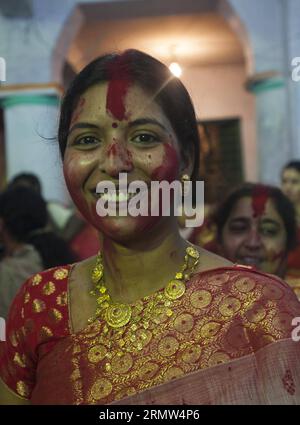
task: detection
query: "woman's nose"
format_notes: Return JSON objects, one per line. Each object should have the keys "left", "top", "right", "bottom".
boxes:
{"left": 244, "top": 229, "right": 262, "bottom": 249}
{"left": 282, "top": 182, "right": 291, "bottom": 191}
{"left": 100, "top": 142, "right": 133, "bottom": 178}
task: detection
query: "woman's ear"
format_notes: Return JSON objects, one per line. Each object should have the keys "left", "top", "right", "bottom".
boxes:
{"left": 180, "top": 147, "right": 194, "bottom": 178}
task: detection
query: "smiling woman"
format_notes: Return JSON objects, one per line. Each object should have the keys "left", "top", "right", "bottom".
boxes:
{"left": 0, "top": 50, "right": 300, "bottom": 405}
{"left": 215, "top": 183, "right": 297, "bottom": 277}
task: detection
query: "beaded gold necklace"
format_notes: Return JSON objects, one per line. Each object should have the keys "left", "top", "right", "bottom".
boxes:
{"left": 88, "top": 245, "right": 200, "bottom": 330}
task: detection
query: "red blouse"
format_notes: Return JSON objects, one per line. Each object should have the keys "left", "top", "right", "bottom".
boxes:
{"left": 0, "top": 266, "right": 70, "bottom": 398}
{"left": 1, "top": 264, "right": 300, "bottom": 404}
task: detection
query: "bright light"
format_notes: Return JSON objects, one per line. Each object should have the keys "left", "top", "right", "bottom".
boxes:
{"left": 169, "top": 62, "right": 182, "bottom": 77}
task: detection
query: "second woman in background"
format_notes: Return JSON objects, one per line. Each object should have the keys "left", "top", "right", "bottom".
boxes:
{"left": 215, "top": 183, "right": 300, "bottom": 298}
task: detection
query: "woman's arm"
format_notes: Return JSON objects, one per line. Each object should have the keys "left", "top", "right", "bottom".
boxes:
{"left": 0, "top": 377, "right": 30, "bottom": 405}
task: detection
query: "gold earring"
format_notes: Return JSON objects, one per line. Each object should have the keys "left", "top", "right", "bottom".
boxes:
{"left": 181, "top": 174, "right": 190, "bottom": 182}
{"left": 181, "top": 174, "right": 190, "bottom": 196}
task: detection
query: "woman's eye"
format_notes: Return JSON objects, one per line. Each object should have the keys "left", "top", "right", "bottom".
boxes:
{"left": 131, "top": 133, "right": 159, "bottom": 144}
{"left": 74, "top": 136, "right": 99, "bottom": 147}
{"left": 228, "top": 225, "right": 247, "bottom": 233}
{"left": 260, "top": 226, "right": 278, "bottom": 237}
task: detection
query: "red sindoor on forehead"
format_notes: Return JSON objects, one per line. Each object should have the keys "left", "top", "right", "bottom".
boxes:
{"left": 252, "top": 185, "right": 270, "bottom": 218}
{"left": 106, "top": 54, "right": 132, "bottom": 121}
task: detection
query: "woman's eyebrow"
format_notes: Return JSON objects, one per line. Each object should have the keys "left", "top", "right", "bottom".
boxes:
{"left": 68, "top": 122, "right": 100, "bottom": 136}
{"left": 128, "top": 118, "right": 167, "bottom": 132}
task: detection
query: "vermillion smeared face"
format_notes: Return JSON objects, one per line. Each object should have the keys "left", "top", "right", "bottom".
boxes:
{"left": 63, "top": 82, "right": 181, "bottom": 241}
{"left": 221, "top": 196, "right": 287, "bottom": 276}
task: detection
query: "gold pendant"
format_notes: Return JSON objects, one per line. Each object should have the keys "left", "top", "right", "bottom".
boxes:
{"left": 105, "top": 303, "right": 132, "bottom": 328}
{"left": 164, "top": 279, "right": 186, "bottom": 300}
{"left": 186, "top": 246, "right": 200, "bottom": 259}
{"left": 91, "top": 264, "right": 103, "bottom": 284}
{"left": 89, "top": 245, "right": 199, "bottom": 328}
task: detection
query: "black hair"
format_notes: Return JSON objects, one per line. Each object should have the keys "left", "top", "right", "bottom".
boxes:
{"left": 26, "top": 231, "right": 78, "bottom": 269}
{"left": 9, "top": 173, "right": 42, "bottom": 195}
{"left": 214, "top": 183, "right": 297, "bottom": 251}
{"left": 282, "top": 161, "right": 300, "bottom": 175}
{"left": 58, "top": 49, "right": 200, "bottom": 182}
{"left": 0, "top": 186, "right": 77, "bottom": 268}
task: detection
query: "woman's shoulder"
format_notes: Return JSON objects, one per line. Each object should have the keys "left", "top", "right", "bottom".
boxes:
{"left": 191, "top": 258, "right": 300, "bottom": 312}
{"left": 193, "top": 247, "right": 233, "bottom": 271}
{"left": 193, "top": 247, "right": 294, "bottom": 293}
{"left": 30, "top": 264, "right": 72, "bottom": 282}
{"left": 195, "top": 261, "right": 287, "bottom": 286}
{"left": 0, "top": 264, "right": 75, "bottom": 401}
{"left": 6, "top": 264, "right": 74, "bottom": 341}
{"left": 18, "top": 264, "right": 72, "bottom": 300}
{"left": 188, "top": 254, "right": 300, "bottom": 342}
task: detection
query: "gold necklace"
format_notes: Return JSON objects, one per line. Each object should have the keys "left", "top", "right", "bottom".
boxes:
{"left": 88, "top": 245, "right": 200, "bottom": 329}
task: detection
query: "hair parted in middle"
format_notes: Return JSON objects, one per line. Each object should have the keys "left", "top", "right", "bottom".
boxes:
{"left": 58, "top": 49, "right": 200, "bottom": 182}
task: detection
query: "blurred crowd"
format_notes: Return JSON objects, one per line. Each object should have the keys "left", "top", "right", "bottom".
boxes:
{"left": 0, "top": 173, "right": 99, "bottom": 318}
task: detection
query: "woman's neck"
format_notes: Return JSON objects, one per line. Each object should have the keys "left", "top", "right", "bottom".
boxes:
{"left": 98, "top": 220, "right": 191, "bottom": 303}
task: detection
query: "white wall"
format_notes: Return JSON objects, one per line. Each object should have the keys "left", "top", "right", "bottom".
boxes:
{"left": 287, "top": 0, "right": 300, "bottom": 159}
{"left": 182, "top": 63, "right": 257, "bottom": 181}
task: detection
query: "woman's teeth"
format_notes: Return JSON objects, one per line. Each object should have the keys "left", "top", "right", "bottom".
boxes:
{"left": 95, "top": 191, "right": 138, "bottom": 202}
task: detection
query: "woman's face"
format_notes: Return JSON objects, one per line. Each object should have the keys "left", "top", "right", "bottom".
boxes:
{"left": 63, "top": 82, "right": 184, "bottom": 242}
{"left": 221, "top": 196, "right": 287, "bottom": 275}
{"left": 281, "top": 168, "right": 300, "bottom": 205}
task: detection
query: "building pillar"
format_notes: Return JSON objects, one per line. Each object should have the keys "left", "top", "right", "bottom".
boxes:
{"left": 247, "top": 75, "right": 292, "bottom": 184}
{"left": 0, "top": 89, "right": 70, "bottom": 204}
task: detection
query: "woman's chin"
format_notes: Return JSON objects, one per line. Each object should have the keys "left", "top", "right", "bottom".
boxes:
{"left": 91, "top": 214, "right": 160, "bottom": 242}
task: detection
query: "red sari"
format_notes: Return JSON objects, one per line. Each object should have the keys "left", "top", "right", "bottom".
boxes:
{"left": 1, "top": 264, "right": 300, "bottom": 404}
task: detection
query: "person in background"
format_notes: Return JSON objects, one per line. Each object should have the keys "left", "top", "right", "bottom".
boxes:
{"left": 282, "top": 161, "right": 300, "bottom": 225}
{"left": 215, "top": 183, "right": 299, "bottom": 297}
{"left": 8, "top": 173, "right": 84, "bottom": 242}
{"left": 9, "top": 173, "right": 99, "bottom": 259}
{"left": 0, "top": 186, "right": 77, "bottom": 318}
{"left": 281, "top": 161, "right": 300, "bottom": 287}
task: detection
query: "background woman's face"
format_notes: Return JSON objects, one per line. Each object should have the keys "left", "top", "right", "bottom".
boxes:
{"left": 282, "top": 168, "right": 300, "bottom": 205}
{"left": 63, "top": 81, "right": 183, "bottom": 241}
{"left": 221, "top": 196, "right": 287, "bottom": 276}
